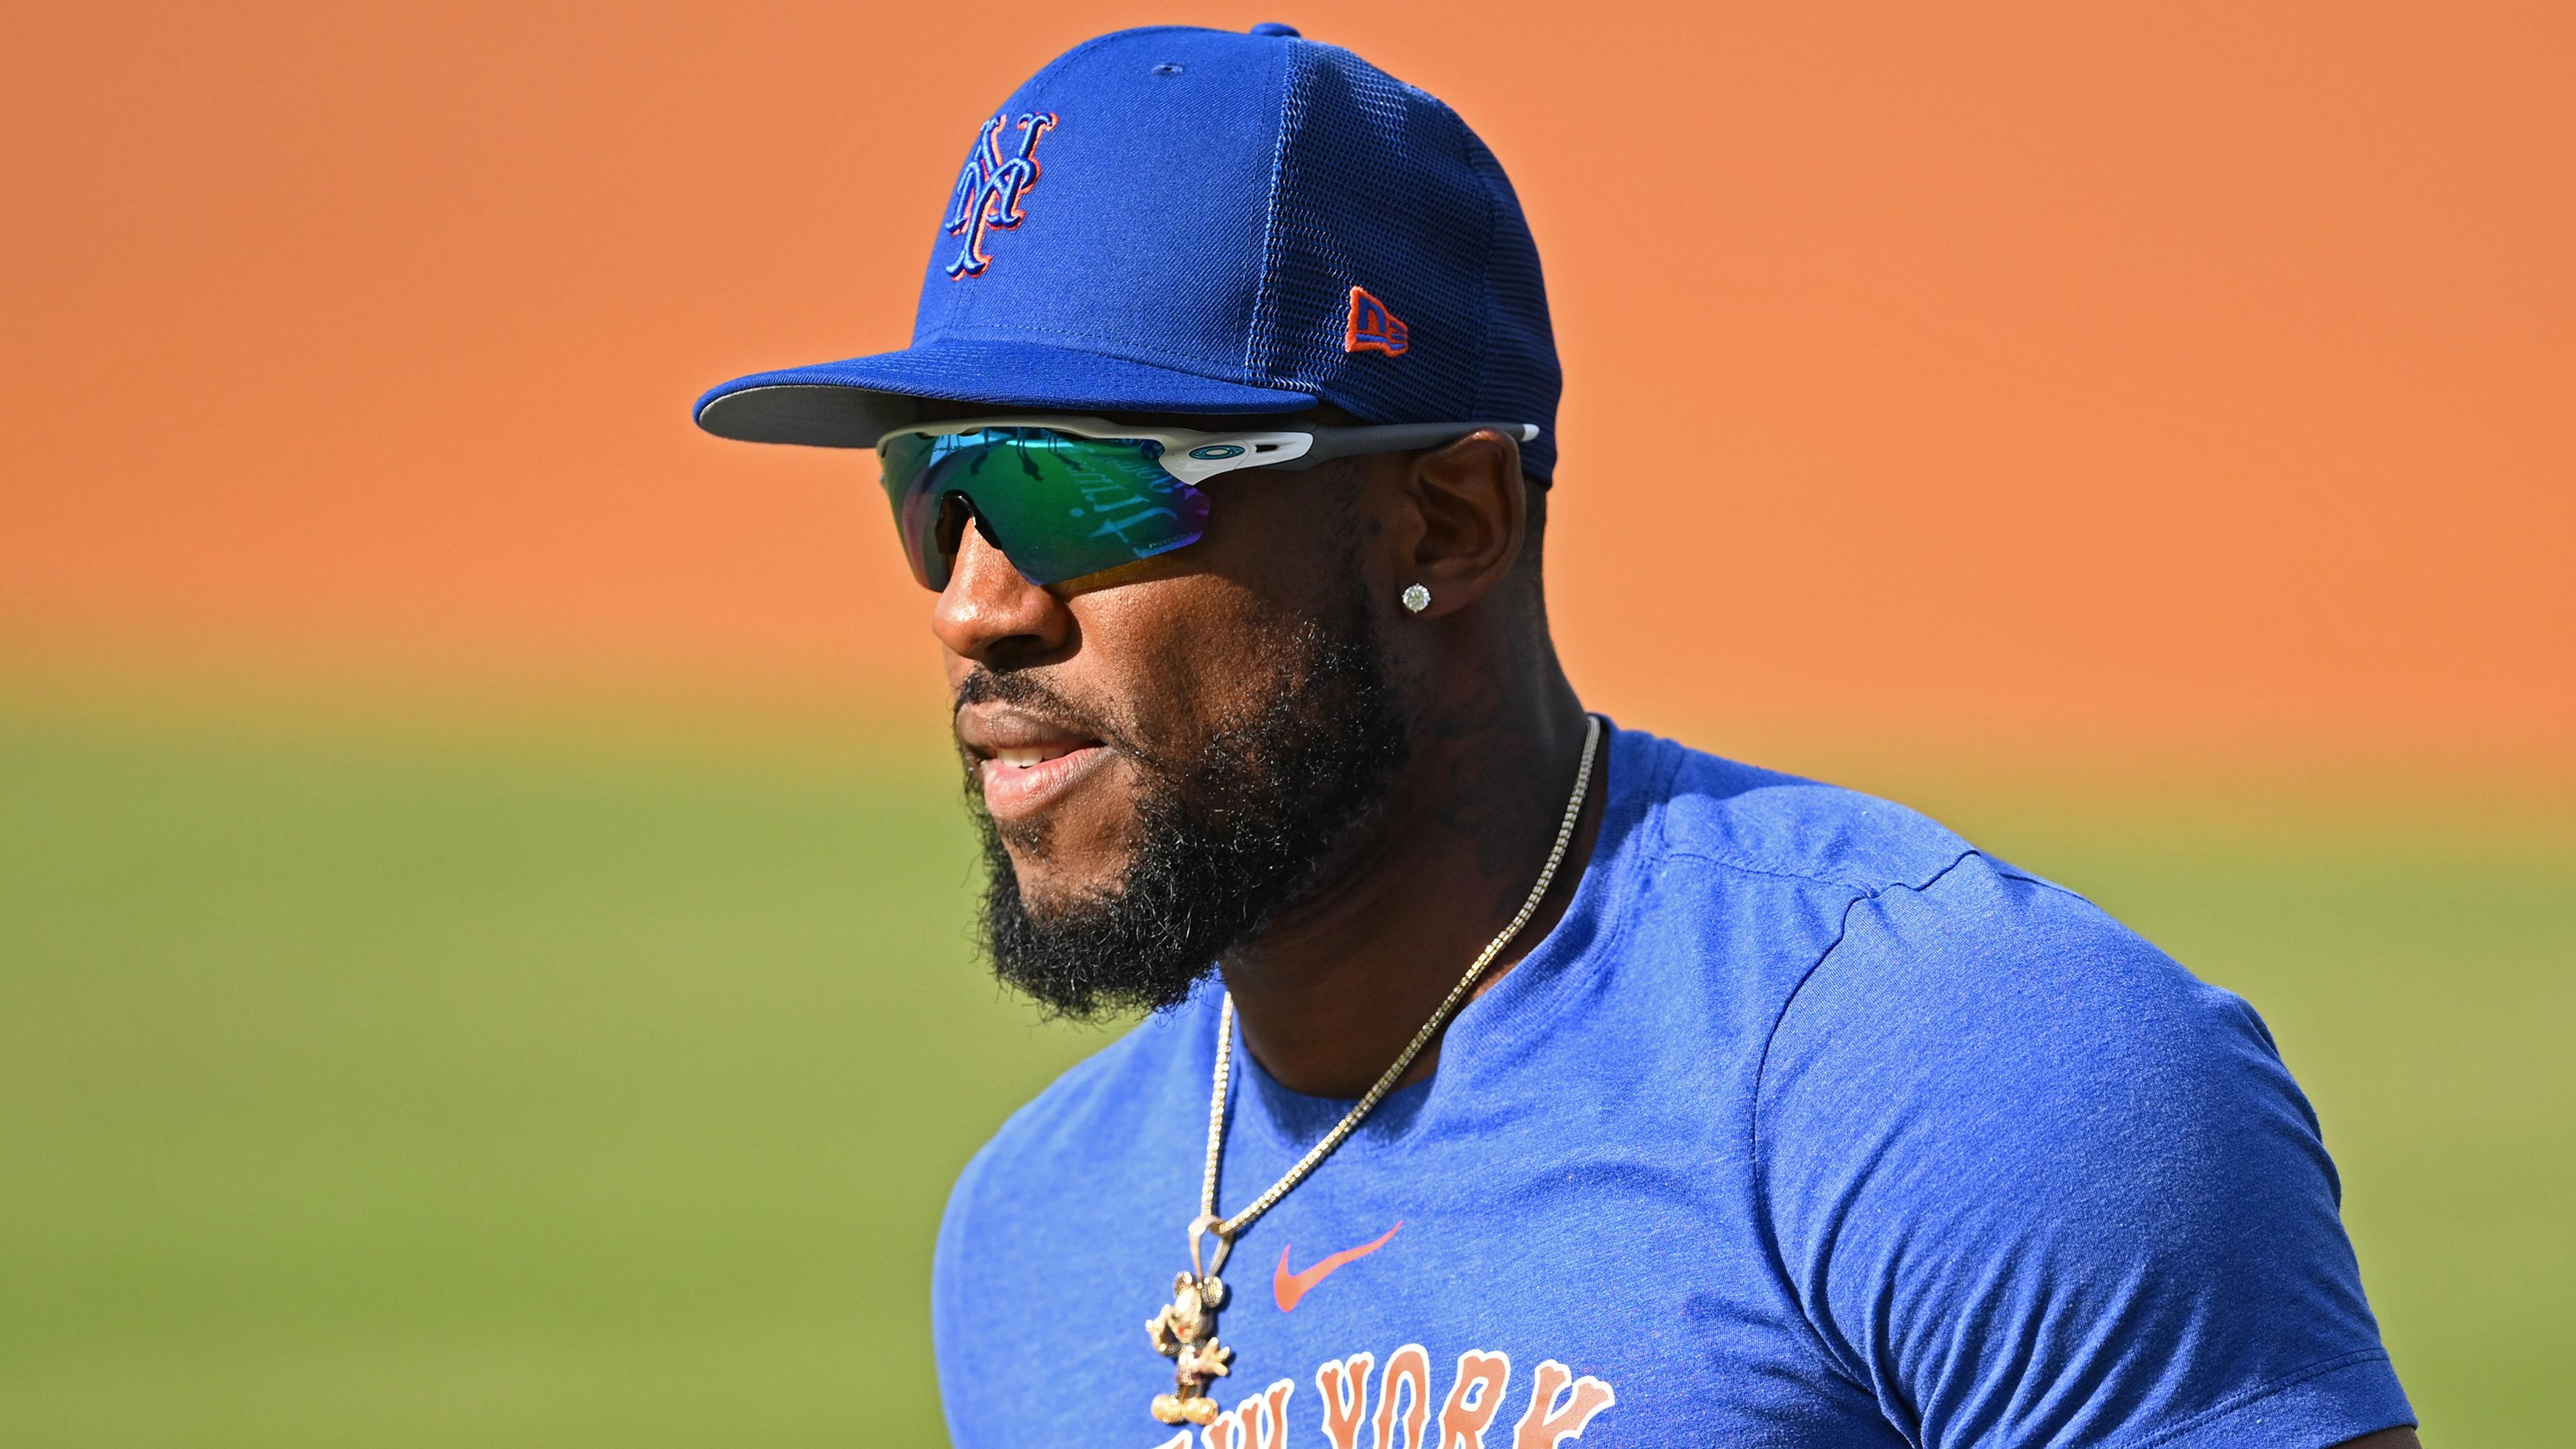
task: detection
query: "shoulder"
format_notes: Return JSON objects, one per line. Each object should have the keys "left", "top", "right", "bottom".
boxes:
{"left": 1765, "top": 850, "right": 2276, "bottom": 1111}
{"left": 1747, "top": 848, "right": 2365, "bottom": 1370}
{"left": 1613, "top": 728, "right": 2308, "bottom": 1203}
{"left": 1731, "top": 836, "right": 2405, "bottom": 1446}
{"left": 1755, "top": 846, "right": 2298, "bottom": 1191}
{"left": 1625, "top": 729, "right": 1981, "bottom": 898}
{"left": 1611, "top": 730, "right": 2233, "bottom": 1055}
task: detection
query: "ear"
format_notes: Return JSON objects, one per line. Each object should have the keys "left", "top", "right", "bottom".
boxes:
{"left": 1395, "top": 429, "right": 1527, "bottom": 617}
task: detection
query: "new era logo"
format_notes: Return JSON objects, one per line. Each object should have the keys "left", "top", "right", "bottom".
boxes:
{"left": 1344, "top": 285, "right": 1409, "bottom": 356}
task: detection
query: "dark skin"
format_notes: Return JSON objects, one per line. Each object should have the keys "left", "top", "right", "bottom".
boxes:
{"left": 936, "top": 405, "right": 1595, "bottom": 1098}
{"left": 926, "top": 402, "right": 2420, "bottom": 1449}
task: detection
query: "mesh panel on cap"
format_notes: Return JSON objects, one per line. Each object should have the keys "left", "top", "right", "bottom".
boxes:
{"left": 1246, "top": 41, "right": 1562, "bottom": 478}
{"left": 1459, "top": 129, "right": 1562, "bottom": 479}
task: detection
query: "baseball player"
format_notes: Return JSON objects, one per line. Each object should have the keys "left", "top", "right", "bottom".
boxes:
{"left": 696, "top": 23, "right": 2418, "bottom": 1449}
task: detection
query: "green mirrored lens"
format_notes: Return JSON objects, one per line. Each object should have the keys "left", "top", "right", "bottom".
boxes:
{"left": 879, "top": 429, "right": 1212, "bottom": 588}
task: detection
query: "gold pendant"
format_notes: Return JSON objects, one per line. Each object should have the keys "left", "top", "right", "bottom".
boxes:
{"left": 1146, "top": 1214, "right": 1235, "bottom": 1424}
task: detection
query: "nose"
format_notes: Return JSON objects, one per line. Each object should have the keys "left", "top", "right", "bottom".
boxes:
{"left": 932, "top": 516, "right": 1073, "bottom": 667}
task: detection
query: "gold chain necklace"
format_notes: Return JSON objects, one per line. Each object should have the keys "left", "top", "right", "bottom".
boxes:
{"left": 1145, "top": 715, "right": 1603, "bottom": 1426}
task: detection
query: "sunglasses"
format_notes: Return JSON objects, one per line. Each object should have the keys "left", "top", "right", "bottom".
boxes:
{"left": 875, "top": 415, "right": 1539, "bottom": 590}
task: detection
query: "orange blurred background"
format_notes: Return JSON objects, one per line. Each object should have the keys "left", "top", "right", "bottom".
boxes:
{"left": 3, "top": 0, "right": 2569, "bottom": 767}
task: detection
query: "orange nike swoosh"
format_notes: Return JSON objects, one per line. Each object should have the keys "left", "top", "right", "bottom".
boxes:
{"left": 1273, "top": 1221, "right": 1403, "bottom": 1312}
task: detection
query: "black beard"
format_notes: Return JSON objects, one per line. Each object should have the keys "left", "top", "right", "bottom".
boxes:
{"left": 966, "top": 598, "right": 1409, "bottom": 1020}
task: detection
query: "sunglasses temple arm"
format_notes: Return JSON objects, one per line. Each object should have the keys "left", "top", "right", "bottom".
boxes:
{"left": 1278, "top": 422, "right": 1540, "bottom": 470}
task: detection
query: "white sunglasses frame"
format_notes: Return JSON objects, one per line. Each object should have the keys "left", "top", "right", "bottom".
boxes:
{"left": 872, "top": 415, "right": 1540, "bottom": 486}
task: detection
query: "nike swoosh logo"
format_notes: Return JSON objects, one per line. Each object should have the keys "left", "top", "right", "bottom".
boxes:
{"left": 1273, "top": 1221, "right": 1403, "bottom": 1312}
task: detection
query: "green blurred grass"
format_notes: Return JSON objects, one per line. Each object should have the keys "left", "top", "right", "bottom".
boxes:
{"left": 0, "top": 710, "right": 2566, "bottom": 1446}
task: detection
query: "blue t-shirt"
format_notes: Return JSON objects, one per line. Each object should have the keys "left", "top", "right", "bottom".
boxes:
{"left": 932, "top": 727, "right": 2413, "bottom": 1448}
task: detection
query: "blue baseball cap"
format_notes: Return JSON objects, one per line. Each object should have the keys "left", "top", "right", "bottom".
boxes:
{"left": 693, "top": 23, "right": 1563, "bottom": 478}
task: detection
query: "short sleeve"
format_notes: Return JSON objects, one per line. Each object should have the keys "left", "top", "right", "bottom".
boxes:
{"left": 1755, "top": 856, "right": 2414, "bottom": 1449}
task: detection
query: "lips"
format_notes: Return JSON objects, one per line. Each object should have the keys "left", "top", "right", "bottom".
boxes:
{"left": 978, "top": 745, "right": 1107, "bottom": 818}
{"left": 957, "top": 703, "right": 1111, "bottom": 821}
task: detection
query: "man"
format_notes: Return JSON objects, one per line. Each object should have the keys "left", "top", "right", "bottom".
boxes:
{"left": 695, "top": 23, "right": 2418, "bottom": 1449}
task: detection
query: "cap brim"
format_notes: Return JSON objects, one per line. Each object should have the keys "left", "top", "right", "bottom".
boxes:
{"left": 694, "top": 339, "right": 1318, "bottom": 447}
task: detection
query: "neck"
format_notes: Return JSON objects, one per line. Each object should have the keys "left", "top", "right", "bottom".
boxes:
{"left": 1216, "top": 652, "right": 1602, "bottom": 1098}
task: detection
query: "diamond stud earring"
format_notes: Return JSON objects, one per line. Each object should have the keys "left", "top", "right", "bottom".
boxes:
{"left": 1401, "top": 584, "right": 1432, "bottom": 614}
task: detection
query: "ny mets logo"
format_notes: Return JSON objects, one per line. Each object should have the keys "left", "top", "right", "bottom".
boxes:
{"left": 943, "top": 111, "right": 1058, "bottom": 279}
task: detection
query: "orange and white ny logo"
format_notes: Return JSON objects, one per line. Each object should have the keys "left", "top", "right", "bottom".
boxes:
{"left": 943, "top": 111, "right": 1058, "bottom": 278}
